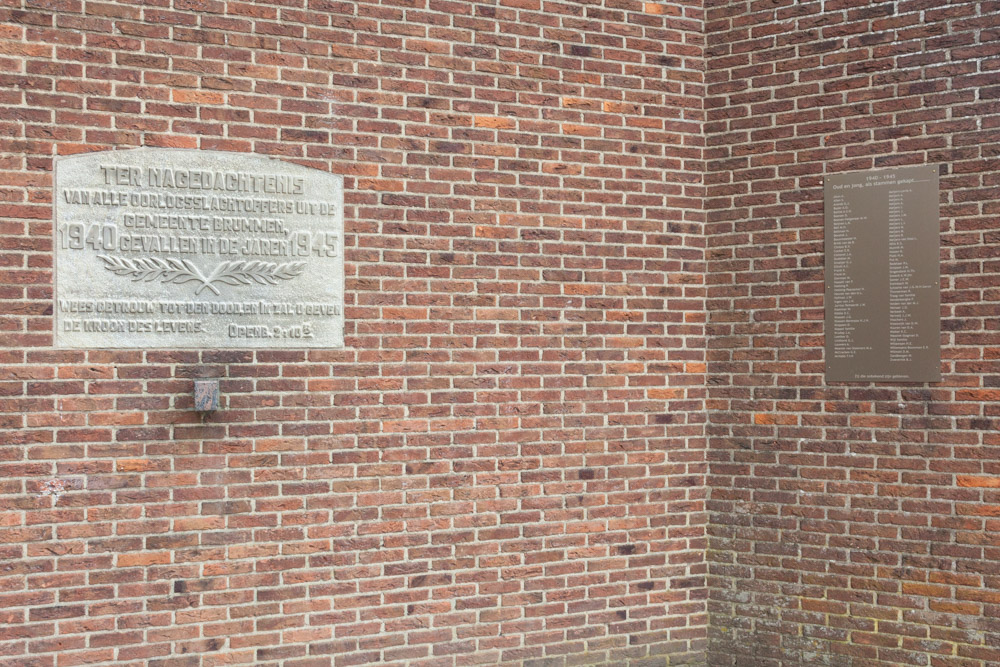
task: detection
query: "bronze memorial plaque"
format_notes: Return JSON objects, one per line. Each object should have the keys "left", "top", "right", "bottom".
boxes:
{"left": 54, "top": 148, "right": 344, "bottom": 349}
{"left": 824, "top": 165, "right": 940, "bottom": 382}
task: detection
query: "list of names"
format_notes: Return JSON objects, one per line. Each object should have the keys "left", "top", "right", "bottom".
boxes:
{"left": 824, "top": 166, "right": 940, "bottom": 382}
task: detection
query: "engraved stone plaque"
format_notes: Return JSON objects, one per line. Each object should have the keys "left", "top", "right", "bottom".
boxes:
{"left": 54, "top": 149, "right": 344, "bottom": 348}
{"left": 824, "top": 165, "right": 940, "bottom": 382}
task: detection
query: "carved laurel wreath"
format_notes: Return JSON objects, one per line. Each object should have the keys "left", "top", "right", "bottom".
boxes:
{"left": 97, "top": 255, "right": 306, "bottom": 295}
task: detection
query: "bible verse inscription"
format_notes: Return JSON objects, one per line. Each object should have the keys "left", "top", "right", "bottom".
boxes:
{"left": 54, "top": 148, "right": 344, "bottom": 348}
{"left": 824, "top": 165, "right": 940, "bottom": 382}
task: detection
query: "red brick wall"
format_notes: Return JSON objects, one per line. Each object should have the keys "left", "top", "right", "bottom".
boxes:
{"left": 705, "top": 0, "right": 1000, "bottom": 665}
{"left": 0, "top": 1, "right": 708, "bottom": 666}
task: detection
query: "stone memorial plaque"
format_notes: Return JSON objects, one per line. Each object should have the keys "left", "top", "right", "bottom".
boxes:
{"left": 54, "top": 148, "right": 344, "bottom": 348}
{"left": 824, "top": 165, "right": 940, "bottom": 382}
